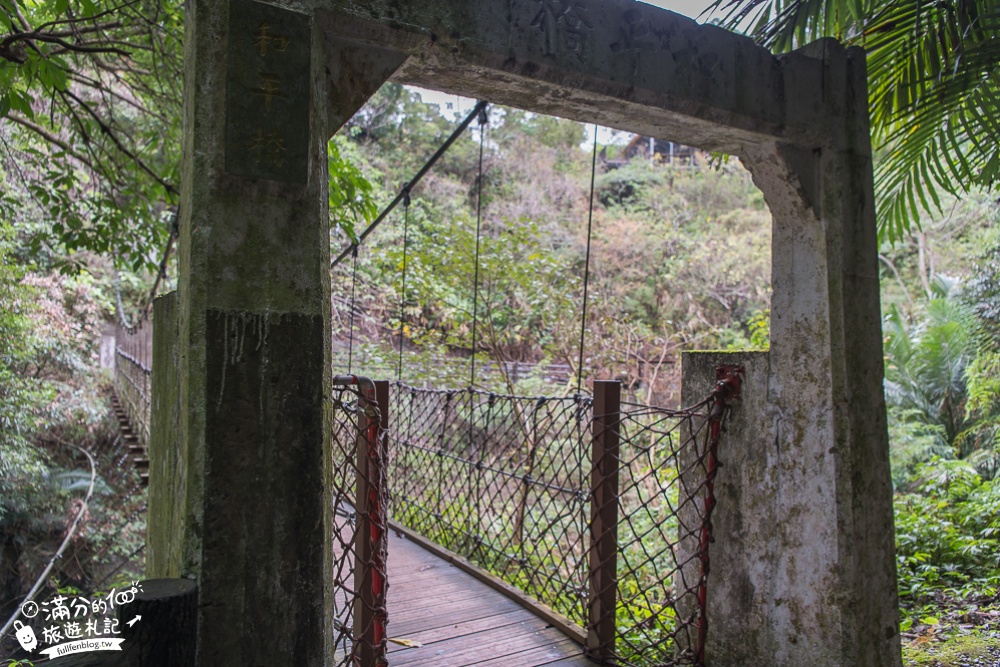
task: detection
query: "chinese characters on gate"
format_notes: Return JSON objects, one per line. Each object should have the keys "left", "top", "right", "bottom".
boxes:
{"left": 225, "top": 0, "right": 311, "bottom": 183}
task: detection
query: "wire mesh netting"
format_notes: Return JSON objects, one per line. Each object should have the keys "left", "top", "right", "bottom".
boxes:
{"left": 390, "top": 383, "right": 593, "bottom": 624}
{"left": 603, "top": 400, "right": 715, "bottom": 666}
{"left": 330, "top": 378, "right": 390, "bottom": 667}
{"left": 114, "top": 318, "right": 152, "bottom": 448}
{"left": 387, "top": 376, "right": 740, "bottom": 667}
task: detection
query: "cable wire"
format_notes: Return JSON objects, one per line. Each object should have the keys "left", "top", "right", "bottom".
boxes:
{"left": 0, "top": 443, "right": 97, "bottom": 642}
{"left": 347, "top": 244, "right": 359, "bottom": 374}
{"left": 332, "top": 100, "right": 489, "bottom": 268}
{"left": 396, "top": 188, "right": 411, "bottom": 383}
{"left": 576, "top": 125, "right": 599, "bottom": 394}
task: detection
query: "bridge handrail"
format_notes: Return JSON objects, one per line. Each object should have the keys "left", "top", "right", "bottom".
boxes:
{"left": 113, "top": 316, "right": 152, "bottom": 450}
{"left": 386, "top": 370, "right": 743, "bottom": 667}
{"left": 330, "top": 375, "right": 389, "bottom": 667}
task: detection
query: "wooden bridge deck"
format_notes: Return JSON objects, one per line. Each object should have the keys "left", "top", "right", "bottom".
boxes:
{"left": 386, "top": 530, "right": 599, "bottom": 667}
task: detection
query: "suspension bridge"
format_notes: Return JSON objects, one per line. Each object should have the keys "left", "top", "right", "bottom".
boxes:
{"left": 0, "top": 95, "right": 747, "bottom": 666}
{"left": 65, "top": 99, "right": 739, "bottom": 665}
{"left": 99, "top": 313, "right": 742, "bottom": 666}
{"left": 1, "top": 1, "right": 903, "bottom": 665}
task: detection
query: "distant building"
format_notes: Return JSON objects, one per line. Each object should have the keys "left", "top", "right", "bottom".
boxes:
{"left": 601, "top": 135, "right": 702, "bottom": 168}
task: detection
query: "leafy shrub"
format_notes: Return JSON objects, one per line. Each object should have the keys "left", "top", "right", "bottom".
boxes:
{"left": 895, "top": 460, "right": 1000, "bottom": 613}
{"left": 596, "top": 161, "right": 666, "bottom": 207}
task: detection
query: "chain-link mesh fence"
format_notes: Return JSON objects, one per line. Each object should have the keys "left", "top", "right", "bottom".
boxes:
{"left": 330, "top": 377, "right": 390, "bottom": 667}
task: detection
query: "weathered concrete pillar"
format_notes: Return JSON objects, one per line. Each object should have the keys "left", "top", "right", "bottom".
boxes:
{"left": 148, "top": 291, "right": 182, "bottom": 578}
{"left": 679, "top": 351, "right": 771, "bottom": 660}
{"left": 680, "top": 39, "right": 900, "bottom": 667}
{"left": 172, "top": 1, "right": 404, "bottom": 663}
{"left": 177, "top": 1, "right": 330, "bottom": 663}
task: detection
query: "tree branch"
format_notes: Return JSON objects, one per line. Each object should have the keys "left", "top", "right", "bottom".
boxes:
{"left": 6, "top": 113, "right": 100, "bottom": 173}
{"left": 1, "top": 32, "right": 131, "bottom": 58}
{"left": 61, "top": 88, "right": 178, "bottom": 196}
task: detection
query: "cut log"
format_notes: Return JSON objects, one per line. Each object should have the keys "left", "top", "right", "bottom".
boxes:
{"left": 43, "top": 578, "right": 197, "bottom": 667}
{"left": 118, "top": 578, "right": 197, "bottom": 666}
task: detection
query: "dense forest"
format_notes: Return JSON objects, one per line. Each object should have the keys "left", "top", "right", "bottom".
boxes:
{"left": 2, "top": 0, "right": 1000, "bottom": 664}
{"left": 330, "top": 89, "right": 772, "bottom": 405}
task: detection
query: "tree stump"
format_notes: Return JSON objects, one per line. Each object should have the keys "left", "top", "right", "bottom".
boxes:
{"left": 118, "top": 578, "right": 197, "bottom": 667}
{"left": 42, "top": 578, "right": 197, "bottom": 666}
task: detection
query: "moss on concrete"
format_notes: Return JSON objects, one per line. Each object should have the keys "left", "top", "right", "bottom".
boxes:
{"left": 902, "top": 633, "right": 1000, "bottom": 667}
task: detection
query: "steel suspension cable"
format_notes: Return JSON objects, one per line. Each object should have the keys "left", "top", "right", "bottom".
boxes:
{"left": 576, "top": 125, "right": 599, "bottom": 394}
{"left": 332, "top": 100, "right": 489, "bottom": 268}
{"left": 396, "top": 188, "right": 411, "bottom": 383}
{"left": 347, "top": 244, "right": 359, "bottom": 374}
{"left": 469, "top": 105, "right": 489, "bottom": 389}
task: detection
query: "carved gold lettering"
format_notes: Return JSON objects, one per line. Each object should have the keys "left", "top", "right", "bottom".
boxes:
{"left": 253, "top": 73, "right": 287, "bottom": 111}
{"left": 254, "top": 21, "right": 290, "bottom": 57}
{"left": 248, "top": 128, "right": 287, "bottom": 167}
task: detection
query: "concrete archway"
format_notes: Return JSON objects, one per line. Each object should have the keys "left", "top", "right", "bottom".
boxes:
{"left": 159, "top": 1, "right": 900, "bottom": 665}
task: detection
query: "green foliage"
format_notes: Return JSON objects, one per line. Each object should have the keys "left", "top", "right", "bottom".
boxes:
{"left": 903, "top": 632, "right": 1000, "bottom": 667}
{"left": 596, "top": 160, "right": 666, "bottom": 207}
{"left": 0, "top": 217, "right": 137, "bottom": 627}
{"left": 884, "top": 292, "right": 978, "bottom": 448}
{"left": 967, "top": 243, "right": 1000, "bottom": 337}
{"left": 747, "top": 308, "right": 770, "bottom": 348}
{"left": 888, "top": 407, "right": 950, "bottom": 486}
{"left": 0, "top": 0, "right": 184, "bottom": 271}
{"left": 959, "top": 350, "right": 1000, "bottom": 479}
{"left": 328, "top": 134, "right": 378, "bottom": 244}
{"left": 0, "top": 222, "right": 59, "bottom": 525}
{"left": 706, "top": 0, "right": 1000, "bottom": 242}
{"left": 1, "top": 0, "right": 376, "bottom": 274}
{"left": 894, "top": 462, "right": 1000, "bottom": 610}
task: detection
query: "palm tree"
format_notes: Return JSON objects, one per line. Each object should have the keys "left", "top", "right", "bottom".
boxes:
{"left": 884, "top": 281, "right": 977, "bottom": 448}
{"left": 706, "top": 0, "right": 1000, "bottom": 242}
{"left": 883, "top": 274, "right": 1000, "bottom": 479}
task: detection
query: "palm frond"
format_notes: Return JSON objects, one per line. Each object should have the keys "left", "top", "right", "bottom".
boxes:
{"left": 704, "top": 0, "right": 1000, "bottom": 241}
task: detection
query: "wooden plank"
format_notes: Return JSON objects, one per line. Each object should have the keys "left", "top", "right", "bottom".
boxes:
{"left": 533, "top": 656, "right": 602, "bottom": 667}
{"left": 383, "top": 525, "right": 599, "bottom": 666}
{"left": 390, "top": 591, "right": 511, "bottom": 617}
{"left": 388, "top": 596, "right": 525, "bottom": 637}
{"left": 390, "top": 578, "right": 486, "bottom": 601}
{"left": 387, "top": 620, "right": 569, "bottom": 667}
{"left": 388, "top": 587, "right": 495, "bottom": 614}
{"left": 389, "top": 581, "right": 487, "bottom": 605}
{"left": 390, "top": 522, "right": 587, "bottom": 646}
{"left": 466, "top": 638, "right": 591, "bottom": 667}
{"left": 390, "top": 563, "right": 472, "bottom": 584}
{"left": 388, "top": 595, "right": 523, "bottom": 634}
{"left": 387, "top": 609, "right": 538, "bottom": 653}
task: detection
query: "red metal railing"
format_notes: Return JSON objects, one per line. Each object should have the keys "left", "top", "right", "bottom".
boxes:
{"left": 330, "top": 376, "right": 390, "bottom": 667}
